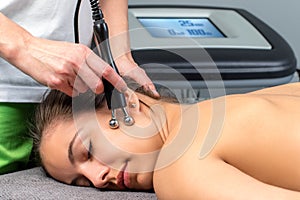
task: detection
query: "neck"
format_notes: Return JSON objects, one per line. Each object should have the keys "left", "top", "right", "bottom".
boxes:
{"left": 136, "top": 93, "right": 184, "bottom": 144}
{"left": 153, "top": 102, "right": 200, "bottom": 171}
{"left": 158, "top": 102, "right": 183, "bottom": 143}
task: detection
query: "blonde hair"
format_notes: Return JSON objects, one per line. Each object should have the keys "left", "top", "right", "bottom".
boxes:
{"left": 30, "top": 89, "right": 105, "bottom": 165}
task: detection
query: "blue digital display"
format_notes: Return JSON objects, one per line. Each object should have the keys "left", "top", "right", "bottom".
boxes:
{"left": 138, "top": 18, "right": 225, "bottom": 38}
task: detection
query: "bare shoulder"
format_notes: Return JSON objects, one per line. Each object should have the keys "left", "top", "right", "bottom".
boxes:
{"left": 153, "top": 84, "right": 300, "bottom": 199}
{"left": 153, "top": 149, "right": 217, "bottom": 200}
{"left": 249, "top": 82, "right": 300, "bottom": 96}
{"left": 153, "top": 150, "right": 300, "bottom": 200}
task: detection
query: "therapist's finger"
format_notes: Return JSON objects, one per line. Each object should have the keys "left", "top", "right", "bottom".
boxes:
{"left": 73, "top": 75, "right": 89, "bottom": 94}
{"left": 123, "top": 67, "right": 160, "bottom": 98}
{"left": 86, "top": 52, "right": 128, "bottom": 93}
{"left": 142, "top": 83, "right": 160, "bottom": 99}
{"left": 46, "top": 75, "right": 78, "bottom": 97}
{"left": 77, "top": 60, "right": 104, "bottom": 94}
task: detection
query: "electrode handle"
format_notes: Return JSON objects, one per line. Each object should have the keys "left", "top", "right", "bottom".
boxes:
{"left": 93, "top": 20, "right": 127, "bottom": 110}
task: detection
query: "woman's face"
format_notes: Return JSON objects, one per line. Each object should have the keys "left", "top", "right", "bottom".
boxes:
{"left": 40, "top": 104, "right": 164, "bottom": 191}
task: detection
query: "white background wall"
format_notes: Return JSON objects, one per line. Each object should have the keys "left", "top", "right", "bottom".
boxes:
{"left": 129, "top": 0, "right": 300, "bottom": 68}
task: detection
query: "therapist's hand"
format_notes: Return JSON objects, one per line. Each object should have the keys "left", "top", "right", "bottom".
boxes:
{"left": 0, "top": 13, "right": 157, "bottom": 98}
{"left": 0, "top": 13, "right": 127, "bottom": 97}
{"left": 115, "top": 53, "right": 160, "bottom": 98}
{"left": 9, "top": 36, "right": 128, "bottom": 97}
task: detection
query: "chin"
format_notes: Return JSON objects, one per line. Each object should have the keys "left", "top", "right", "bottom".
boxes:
{"left": 134, "top": 173, "right": 154, "bottom": 191}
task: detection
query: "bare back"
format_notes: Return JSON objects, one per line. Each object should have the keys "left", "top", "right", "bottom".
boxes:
{"left": 154, "top": 82, "right": 300, "bottom": 200}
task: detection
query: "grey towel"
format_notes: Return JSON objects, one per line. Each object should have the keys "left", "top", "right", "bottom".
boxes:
{"left": 0, "top": 167, "right": 157, "bottom": 200}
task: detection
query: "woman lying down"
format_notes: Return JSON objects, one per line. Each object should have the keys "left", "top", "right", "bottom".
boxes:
{"left": 31, "top": 81, "right": 300, "bottom": 200}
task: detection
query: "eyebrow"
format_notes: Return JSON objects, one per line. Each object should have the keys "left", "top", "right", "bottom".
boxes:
{"left": 68, "top": 129, "right": 80, "bottom": 165}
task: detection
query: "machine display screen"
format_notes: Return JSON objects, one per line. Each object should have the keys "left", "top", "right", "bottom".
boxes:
{"left": 138, "top": 18, "right": 225, "bottom": 38}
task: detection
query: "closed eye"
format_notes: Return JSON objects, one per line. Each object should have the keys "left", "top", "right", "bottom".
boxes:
{"left": 87, "top": 140, "right": 93, "bottom": 159}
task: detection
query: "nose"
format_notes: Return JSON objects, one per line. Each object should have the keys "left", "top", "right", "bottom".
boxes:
{"left": 80, "top": 161, "right": 111, "bottom": 188}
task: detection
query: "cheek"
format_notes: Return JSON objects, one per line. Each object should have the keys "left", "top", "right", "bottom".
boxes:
{"left": 91, "top": 134, "right": 159, "bottom": 172}
{"left": 120, "top": 117, "right": 160, "bottom": 140}
{"left": 96, "top": 128, "right": 160, "bottom": 154}
{"left": 95, "top": 113, "right": 162, "bottom": 154}
{"left": 112, "top": 135, "right": 161, "bottom": 154}
{"left": 136, "top": 172, "right": 154, "bottom": 190}
{"left": 90, "top": 133, "right": 130, "bottom": 169}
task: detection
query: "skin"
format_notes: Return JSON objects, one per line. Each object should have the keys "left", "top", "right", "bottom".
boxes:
{"left": 0, "top": 0, "right": 159, "bottom": 97}
{"left": 40, "top": 90, "right": 166, "bottom": 190}
{"left": 40, "top": 82, "right": 300, "bottom": 199}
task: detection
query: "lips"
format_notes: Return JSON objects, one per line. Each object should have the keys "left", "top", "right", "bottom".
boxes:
{"left": 116, "top": 162, "right": 128, "bottom": 190}
{"left": 123, "top": 171, "right": 130, "bottom": 188}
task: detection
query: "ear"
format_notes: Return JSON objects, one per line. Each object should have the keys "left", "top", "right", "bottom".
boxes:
{"left": 124, "top": 89, "right": 140, "bottom": 112}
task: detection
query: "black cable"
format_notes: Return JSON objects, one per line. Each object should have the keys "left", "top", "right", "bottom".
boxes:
{"left": 74, "top": 0, "right": 82, "bottom": 43}
{"left": 89, "top": 0, "right": 103, "bottom": 21}
{"left": 74, "top": 0, "right": 103, "bottom": 43}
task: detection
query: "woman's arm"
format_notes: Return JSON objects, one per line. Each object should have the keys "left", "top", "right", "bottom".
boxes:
{"left": 0, "top": 12, "right": 32, "bottom": 65}
{"left": 99, "top": 0, "right": 129, "bottom": 38}
{"left": 99, "top": 0, "right": 129, "bottom": 56}
{"left": 154, "top": 157, "right": 300, "bottom": 200}
{"left": 99, "top": 0, "right": 159, "bottom": 97}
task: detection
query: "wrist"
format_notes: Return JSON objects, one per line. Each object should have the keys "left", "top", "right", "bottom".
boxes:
{"left": 115, "top": 52, "right": 139, "bottom": 76}
{"left": 0, "top": 14, "right": 34, "bottom": 64}
{"left": 4, "top": 32, "right": 34, "bottom": 66}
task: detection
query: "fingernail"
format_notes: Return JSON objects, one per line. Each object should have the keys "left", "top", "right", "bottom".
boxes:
{"left": 152, "top": 90, "right": 160, "bottom": 98}
{"left": 95, "top": 82, "right": 104, "bottom": 94}
{"left": 95, "top": 88, "right": 101, "bottom": 94}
